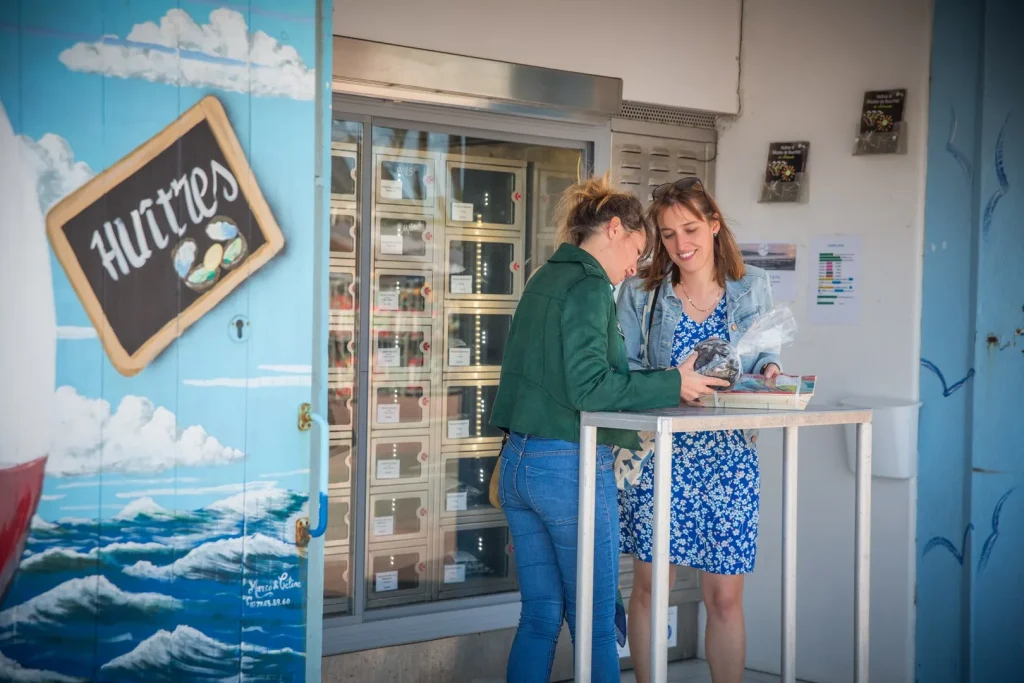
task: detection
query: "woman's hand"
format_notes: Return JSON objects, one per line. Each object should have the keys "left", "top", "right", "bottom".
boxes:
{"left": 762, "top": 363, "right": 781, "bottom": 379}
{"left": 671, "top": 354, "right": 730, "bottom": 403}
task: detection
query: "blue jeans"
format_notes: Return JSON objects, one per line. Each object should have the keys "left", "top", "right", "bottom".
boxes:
{"left": 499, "top": 432, "right": 621, "bottom": 683}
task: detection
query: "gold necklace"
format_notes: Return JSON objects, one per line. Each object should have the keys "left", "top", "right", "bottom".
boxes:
{"left": 679, "top": 284, "right": 722, "bottom": 313}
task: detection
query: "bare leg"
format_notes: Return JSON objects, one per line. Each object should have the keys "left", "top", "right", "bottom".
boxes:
{"left": 701, "top": 571, "right": 746, "bottom": 683}
{"left": 626, "top": 556, "right": 676, "bottom": 683}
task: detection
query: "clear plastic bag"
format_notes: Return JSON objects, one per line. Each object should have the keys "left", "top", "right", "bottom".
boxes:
{"left": 693, "top": 338, "right": 742, "bottom": 389}
{"left": 693, "top": 306, "right": 798, "bottom": 385}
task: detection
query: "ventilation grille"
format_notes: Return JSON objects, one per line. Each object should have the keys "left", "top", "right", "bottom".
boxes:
{"left": 618, "top": 101, "right": 718, "bottom": 130}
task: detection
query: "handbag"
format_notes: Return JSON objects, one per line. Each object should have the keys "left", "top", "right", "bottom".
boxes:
{"left": 488, "top": 432, "right": 508, "bottom": 510}
{"left": 613, "top": 287, "right": 661, "bottom": 491}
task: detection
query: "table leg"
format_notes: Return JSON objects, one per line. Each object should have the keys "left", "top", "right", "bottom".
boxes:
{"left": 781, "top": 426, "right": 798, "bottom": 683}
{"left": 575, "top": 423, "right": 598, "bottom": 682}
{"left": 855, "top": 422, "right": 872, "bottom": 683}
{"left": 650, "top": 418, "right": 673, "bottom": 683}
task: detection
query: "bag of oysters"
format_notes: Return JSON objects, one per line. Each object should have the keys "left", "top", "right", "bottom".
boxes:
{"left": 691, "top": 305, "right": 798, "bottom": 390}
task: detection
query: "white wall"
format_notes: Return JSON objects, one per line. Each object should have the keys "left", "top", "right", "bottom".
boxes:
{"left": 333, "top": 0, "right": 741, "bottom": 114}
{"left": 702, "top": 1, "right": 932, "bottom": 681}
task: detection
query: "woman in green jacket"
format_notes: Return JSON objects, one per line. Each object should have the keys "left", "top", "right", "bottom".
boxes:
{"left": 490, "top": 176, "right": 728, "bottom": 681}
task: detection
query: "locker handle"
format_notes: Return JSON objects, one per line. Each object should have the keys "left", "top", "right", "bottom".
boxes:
{"left": 299, "top": 403, "right": 330, "bottom": 538}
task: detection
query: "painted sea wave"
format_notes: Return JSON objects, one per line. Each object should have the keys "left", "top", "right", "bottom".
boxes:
{"left": 0, "top": 487, "right": 308, "bottom": 681}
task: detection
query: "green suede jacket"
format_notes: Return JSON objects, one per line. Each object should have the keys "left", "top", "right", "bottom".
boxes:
{"left": 489, "top": 243, "right": 682, "bottom": 449}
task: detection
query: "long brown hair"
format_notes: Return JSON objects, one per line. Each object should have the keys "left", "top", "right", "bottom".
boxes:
{"left": 555, "top": 174, "right": 653, "bottom": 258}
{"left": 638, "top": 179, "right": 744, "bottom": 291}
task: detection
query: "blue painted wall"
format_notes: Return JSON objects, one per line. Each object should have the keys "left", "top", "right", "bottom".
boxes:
{"left": 918, "top": 1, "right": 1023, "bottom": 681}
{"left": 0, "top": 1, "right": 327, "bottom": 681}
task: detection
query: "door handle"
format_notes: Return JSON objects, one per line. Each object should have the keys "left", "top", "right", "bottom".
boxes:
{"left": 299, "top": 403, "right": 330, "bottom": 538}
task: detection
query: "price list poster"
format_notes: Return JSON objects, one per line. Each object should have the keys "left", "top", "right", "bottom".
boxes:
{"left": 809, "top": 235, "right": 862, "bottom": 325}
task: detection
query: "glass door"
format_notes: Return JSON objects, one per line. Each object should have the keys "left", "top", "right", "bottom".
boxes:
{"left": 325, "top": 108, "right": 585, "bottom": 621}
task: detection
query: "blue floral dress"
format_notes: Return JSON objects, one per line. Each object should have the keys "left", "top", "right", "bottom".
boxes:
{"left": 619, "top": 297, "right": 760, "bottom": 575}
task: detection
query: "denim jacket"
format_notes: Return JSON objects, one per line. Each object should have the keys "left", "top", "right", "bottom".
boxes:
{"left": 616, "top": 266, "right": 781, "bottom": 444}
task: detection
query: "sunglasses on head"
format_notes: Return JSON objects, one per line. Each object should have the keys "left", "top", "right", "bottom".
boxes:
{"left": 651, "top": 176, "right": 706, "bottom": 201}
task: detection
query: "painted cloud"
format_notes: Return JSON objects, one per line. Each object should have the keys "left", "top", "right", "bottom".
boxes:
{"left": 46, "top": 386, "right": 244, "bottom": 477}
{"left": 59, "top": 8, "right": 314, "bottom": 100}
{"left": 18, "top": 133, "right": 95, "bottom": 214}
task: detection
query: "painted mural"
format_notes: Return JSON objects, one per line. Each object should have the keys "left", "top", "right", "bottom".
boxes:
{"left": 918, "top": 0, "right": 1023, "bottom": 680}
{"left": 0, "top": 2, "right": 320, "bottom": 680}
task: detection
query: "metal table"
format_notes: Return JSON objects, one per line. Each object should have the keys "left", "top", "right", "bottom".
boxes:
{"left": 574, "top": 405, "right": 873, "bottom": 683}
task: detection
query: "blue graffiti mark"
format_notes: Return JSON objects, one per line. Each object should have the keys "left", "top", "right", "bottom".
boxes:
{"left": 920, "top": 358, "right": 975, "bottom": 397}
{"left": 946, "top": 106, "right": 973, "bottom": 183}
{"left": 982, "top": 112, "right": 1011, "bottom": 237}
{"left": 923, "top": 523, "right": 974, "bottom": 565}
{"left": 978, "top": 488, "right": 1016, "bottom": 573}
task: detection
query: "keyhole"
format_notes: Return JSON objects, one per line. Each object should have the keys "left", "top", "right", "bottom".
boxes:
{"left": 228, "top": 315, "right": 250, "bottom": 342}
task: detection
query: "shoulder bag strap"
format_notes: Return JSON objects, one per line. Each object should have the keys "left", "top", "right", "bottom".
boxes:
{"left": 638, "top": 285, "right": 660, "bottom": 367}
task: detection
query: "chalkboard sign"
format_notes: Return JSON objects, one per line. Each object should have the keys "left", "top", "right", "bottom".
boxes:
{"left": 47, "top": 96, "right": 284, "bottom": 376}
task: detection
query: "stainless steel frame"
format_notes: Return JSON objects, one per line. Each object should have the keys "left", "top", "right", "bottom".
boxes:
{"left": 574, "top": 406, "right": 873, "bottom": 683}
{"left": 333, "top": 37, "right": 622, "bottom": 122}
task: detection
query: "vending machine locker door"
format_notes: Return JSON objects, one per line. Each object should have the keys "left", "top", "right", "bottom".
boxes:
{"left": 374, "top": 211, "right": 437, "bottom": 264}
{"left": 444, "top": 233, "right": 522, "bottom": 302}
{"left": 439, "top": 449, "right": 503, "bottom": 522}
{"left": 442, "top": 377, "right": 504, "bottom": 449}
{"left": 371, "top": 322, "right": 434, "bottom": 377}
{"left": 367, "top": 490, "right": 430, "bottom": 544}
{"left": 374, "top": 149, "right": 438, "bottom": 210}
{"left": 323, "top": 546, "right": 351, "bottom": 614}
{"left": 328, "top": 383, "right": 355, "bottom": 436}
{"left": 329, "top": 201, "right": 358, "bottom": 264}
{"left": 328, "top": 322, "right": 357, "bottom": 382}
{"left": 330, "top": 142, "right": 358, "bottom": 203}
{"left": 329, "top": 264, "right": 358, "bottom": 325}
{"left": 370, "top": 380, "right": 432, "bottom": 432}
{"left": 369, "top": 433, "right": 432, "bottom": 489}
{"left": 438, "top": 521, "right": 516, "bottom": 599}
{"left": 445, "top": 158, "right": 526, "bottom": 232}
{"left": 372, "top": 268, "right": 435, "bottom": 319}
{"left": 366, "top": 544, "right": 429, "bottom": 609}
{"left": 328, "top": 437, "right": 353, "bottom": 492}
{"left": 325, "top": 495, "right": 352, "bottom": 548}
{"left": 443, "top": 306, "right": 514, "bottom": 375}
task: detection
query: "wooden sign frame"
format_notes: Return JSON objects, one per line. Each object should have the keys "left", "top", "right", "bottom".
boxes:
{"left": 46, "top": 95, "right": 285, "bottom": 376}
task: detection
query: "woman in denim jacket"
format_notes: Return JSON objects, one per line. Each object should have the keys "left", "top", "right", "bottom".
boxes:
{"left": 616, "top": 178, "right": 781, "bottom": 683}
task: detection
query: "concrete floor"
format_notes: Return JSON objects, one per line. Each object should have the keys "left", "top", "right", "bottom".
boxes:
{"left": 614, "top": 659, "right": 804, "bottom": 683}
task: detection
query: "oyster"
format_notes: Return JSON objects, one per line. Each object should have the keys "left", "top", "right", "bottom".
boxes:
{"left": 184, "top": 264, "right": 218, "bottom": 292}
{"left": 171, "top": 239, "right": 197, "bottom": 278}
{"left": 220, "top": 235, "right": 248, "bottom": 270}
{"left": 203, "top": 243, "right": 224, "bottom": 271}
{"left": 206, "top": 218, "right": 239, "bottom": 241}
